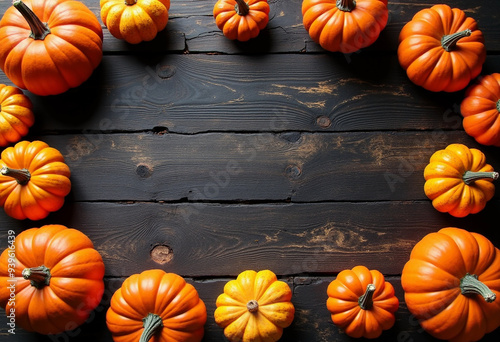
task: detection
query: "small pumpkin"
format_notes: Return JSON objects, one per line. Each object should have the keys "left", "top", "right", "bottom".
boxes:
{"left": 423, "top": 143, "right": 498, "bottom": 217}
{"left": 402, "top": 227, "right": 500, "bottom": 342}
{"left": 0, "top": 0, "right": 103, "bottom": 96}
{"left": 461, "top": 73, "right": 500, "bottom": 147}
{"left": 398, "top": 4, "right": 486, "bottom": 92}
{"left": 100, "top": 0, "right": 170, "bottom": 44}
{"left": 214, "top": 269, "right": 295, "bottom": 342}
{"left": 302, "top": 0, "right": 389, "bottom": 54}
{"left": 326, "top": 265, "right": 399, "bottom": 339}
{"left": 0, "top": 140, "right": 71, "bottom": 220}
{"left": 213, "top": 0, "right": 270, "bottom": 42}
{"left": 0, "top": 224, "right": 105, "bottom": 334}
{"left": 0, "top": 84, "right": 34, "bottom": 147}
{"left": 106, "top": 269, "right": 207, "bottom": 342}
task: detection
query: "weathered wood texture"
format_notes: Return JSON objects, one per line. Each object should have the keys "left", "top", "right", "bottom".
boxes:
{"left": 1, "top": 0, "right": 500, "bottom": 341}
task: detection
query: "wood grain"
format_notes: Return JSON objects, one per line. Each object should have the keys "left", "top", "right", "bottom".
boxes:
{"left": 2, "top": 54, "right": 499, "bottom": 134}
{"left": 0, "top": 0, "right": 499, "bottom": 341}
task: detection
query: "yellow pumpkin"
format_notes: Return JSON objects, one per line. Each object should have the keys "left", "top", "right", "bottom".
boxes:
{"left": 100, "top": 0, "right": 170, "bottom": 44}
{"left": 214, "top": 270, "right": 295, "bottom": 342}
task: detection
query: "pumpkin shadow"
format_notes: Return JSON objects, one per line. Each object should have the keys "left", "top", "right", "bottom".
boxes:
{"left": 27, "top": 63, "right": 107, "bottom": 131}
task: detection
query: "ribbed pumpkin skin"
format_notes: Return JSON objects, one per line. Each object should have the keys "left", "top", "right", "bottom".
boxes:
{"left": 423, "top": 143, "right": 497, "bottom": 218}
{"left": 326, "top": 265, "right": 399, "bottom": 339}
{"left": 302, "top": 0, "right": 389, "bottom": 54}
{"left": 100, "top": 0, "right": 170, "bottom": 44}
{"left": 106, "top": 269, "right": 207, "bottom": 342}
{"left": 461, "top": 73, "right": 500, "bottom": 147}
{"left": 213, "top": 0, "right": 270, "bottom": 42}
{"left": 398, "top": 4, "right": 486, "bottom": 92}
{"left": 0, "top": 140, "right": 71, "bottom": 220}
{"left": 0, "top": 84, "right": 34, "bottom": 147}
{"left": 0, "top": 224, "right": 105, "bottom": 335}
{"left": 0, "top": 0, "right": 103, "bottom": 96}
{"left": 214, "top": 269, "right": 295, "bottom": 342}
{"left": 401, "top": 228, "right": 500, "bottom": 342}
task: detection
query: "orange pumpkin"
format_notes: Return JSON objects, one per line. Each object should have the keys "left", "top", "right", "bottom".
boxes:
{"left": 213, "top": 0, "right": 270, "bottom": 42}
{"left": 106, "top": 269, "right": 207, "bottom": 342}
{"left": 0, "top": 84, "right": 34, "bottom": 147}
{"left": 326, "top": 265, "right": 399, "bottom": 338}
{"left": 214, "top": 269, "right": 295, "bottom": 342}
{"left": 402, "top": 227, "right": 500, "bottom": 342}
{"left": 461, "top": 73, "right": 500, "bottom": 147}
{"left": 0, "top": 140, "right": 71, "bottom": 220}
{"left": 302, "top": 0, "right": 389, "bottom": 54}
{"left": 398, "top": 4, "right": 486, "bottom": 92}
{"left": 423, "top": 143, "right": 498, "bottom": 217}
{"left": 0, "top": 0, "right": 103, "bottom": 96}
{"left": 100, "top": 0, "right": 170, "bottom": 44}
{"left": 0, "top": 224, "right": 105, "bottom": 334}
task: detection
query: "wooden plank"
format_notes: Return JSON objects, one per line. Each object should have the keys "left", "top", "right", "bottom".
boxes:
{"left": 0, "top": 0, "right": 499, "bottom": 54}
{"left": 2, "top": 54, "right": 499, "bottom": 134}
{"left": 1, "top": 276, "right": 500, "bottom": 341}
{"left": 24, "top": 131, "right": 497, "bottom": 202}
{"left": 1, "top": 201, "right": 498, "bottom": 277}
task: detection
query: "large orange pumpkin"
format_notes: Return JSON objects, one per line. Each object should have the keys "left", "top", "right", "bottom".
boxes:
{"left": 100, "top": 0, "right": 170, "bottom": 44}
{"left": 213, "top": 0, "right": 270, "bottom": 42}
{"left": 326, "top": 265, "right": 399, "bottom": 339}
{"left": 0, "top": 83, "right": 34, "bottom": 147}
{"left": 423, "top": 143, "right": 498, "bottom": 218}
{"left": 461, "top": 73, "right": 500, "bottom": 147}
{"left": 0, "top": 0, "right": 103, "bottom": 96}
{"left": 402, "top": 227, "right": 500, "bottom": 342}
{"left": 0, "top": 140, "right": 71, "bottom": 220}
{"left": 302, "top": 0, "right": 389, "bottom": 54}
{"left": 398, "top": 4, "right": 486, "bottom": 92}
{"left": 0, "top": 224, "right": 105, "bottom": 334}
{"left": 106, "top": 269, "right": 207, "bottom": 342}
{"left": 214, "top": 269, "right": 295, "bottom": 342}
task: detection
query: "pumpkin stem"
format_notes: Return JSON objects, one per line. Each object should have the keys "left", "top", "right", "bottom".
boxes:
{"left": 462, "top": 170, "right": 499, "bottom": 185}
{"left": 358, "top": 284, "right": 375, "bottom": 310}
{"left": 22, "top": 266, "right": 51, "bottom": 289}
{"left": 337, "top": 0, "right": 356, "bottom": 12}
{"left": 496, "top": 99, "right": 500, "bottom": 113}
{"left": 124, "top": 0, "right": 137, "bottom": 5}
{"left": 235, "top": 0, "right": 250, "bottom": 16}
{"left": 246, "top": 299, "right": 259, "bottom": 313}
{"left": 441, "top": 29, "right": 472, "bottom": 52}
{"left": 0, "top": 166, "right": 31, "bottom": 185}
{"left": 13, "top": 0, "right": 51, "bottom": 40}
{"left": 139, "top": 313, "right": 163, "bottom": 342}
{"left": 461, "top": 273, "right": 496, "bottom": 303}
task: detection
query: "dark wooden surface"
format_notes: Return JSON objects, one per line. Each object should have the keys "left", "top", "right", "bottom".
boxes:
{"left": 1, "top": 0, "right": 500, "bottom": 341}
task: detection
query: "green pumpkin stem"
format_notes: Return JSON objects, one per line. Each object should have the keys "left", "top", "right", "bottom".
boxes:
{"left": 235, "top": 0, "right": 250, "bottom": 16}
{"left": 358, "top": 284, "right": 375, "bottom": 310}
{"left": 139, "top": 313, "right": 163, "bottom": 342}
{"left": 22, "top": 266, "right": 51, "bottom": 289}
{"left": 441, "top": 29, "right": 472, "bottom": 52}
{"left": 0, "top": 166, "right": 31, "bottom": 185}
{"left": 461, "top": 274, "right": 496, "bottom": 303}
{"left": 246, "top": 299, "right": 259, "bottom": 313}
{"left": 337, "top": 0, "right": 356, "bottom": 12}
{"left": 496, "top": 99, "right": 500, "bottom": 112}
{"left": 13, "top": 0, "right": 51, "bottom": 40}
{"left": 462, "top": 170, "right": 499, "bottom": 185}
